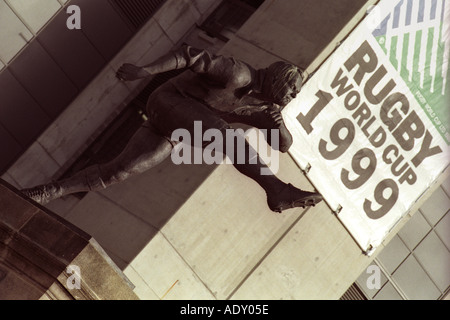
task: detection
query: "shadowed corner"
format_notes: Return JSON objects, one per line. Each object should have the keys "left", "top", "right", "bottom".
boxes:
{"left": 0, "top": 179, "right": 139, "bottom": 300}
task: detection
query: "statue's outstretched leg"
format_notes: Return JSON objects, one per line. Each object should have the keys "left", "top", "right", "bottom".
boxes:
{"left": 225, "top": 133, "right": 322, "bottom": 213}
{"left": 222, "top": 108, "right": 322, "bottom": 212}
{"left": 148, "top": 93, "right": 323, "bottom": 213}
{"left": 22, "top": 121, "right": 173, "bottom": 204}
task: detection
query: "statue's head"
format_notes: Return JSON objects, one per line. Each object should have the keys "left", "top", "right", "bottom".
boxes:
{"left": 264, "top": 61, "right": 303, "bottom": 107}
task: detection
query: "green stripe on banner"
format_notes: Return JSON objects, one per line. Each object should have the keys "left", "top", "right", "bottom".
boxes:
{"left": 375, "top": 23, "right": 449, "bottom": 145}
{"left": 400, "top": 32, "right": 410, "bottom": 80}
{"left": 390, "top": 35, "right": 398, "bottom": 70}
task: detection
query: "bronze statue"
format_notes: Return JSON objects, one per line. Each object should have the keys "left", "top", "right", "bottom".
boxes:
{"left": 22, "top": 46, "right": 322, "bottom": 213}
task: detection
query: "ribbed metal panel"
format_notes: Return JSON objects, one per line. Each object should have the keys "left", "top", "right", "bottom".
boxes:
{"left": 109, "top": 0, "right": 166, "bottom": 30}
{"left": 340, "top": 283, "right": 368, "bottom": 300}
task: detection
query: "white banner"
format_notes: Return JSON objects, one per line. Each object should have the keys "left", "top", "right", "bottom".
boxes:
{"left": 283, "top": 0, "right": 450, "bottom": 254}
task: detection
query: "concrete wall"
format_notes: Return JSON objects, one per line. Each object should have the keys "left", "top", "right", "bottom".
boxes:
{"left": 0, "top": 0, "right": 70, "bottom": 66}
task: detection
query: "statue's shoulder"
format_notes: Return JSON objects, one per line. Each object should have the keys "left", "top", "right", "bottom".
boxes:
{"left": 226, "top": 58, "right": 253, "bottom": 88}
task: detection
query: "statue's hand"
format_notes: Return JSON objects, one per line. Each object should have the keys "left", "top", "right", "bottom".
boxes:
{"left": 266, "top": 106, "right": 284, "bottom": 127}
{"left": 116, "top": 63, "right": 149, "bottom": 81}
{"left": 265, "top": 105, "right": 293, "bottom": 152}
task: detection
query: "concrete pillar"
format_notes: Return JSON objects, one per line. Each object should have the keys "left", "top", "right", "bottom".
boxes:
{"left": 0, "top": 179, "right": 138, "bottom": 300}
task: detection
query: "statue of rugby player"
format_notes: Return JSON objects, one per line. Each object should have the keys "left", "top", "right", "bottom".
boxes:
{"left": 22, "top": 46, "right": 323, "bottom": 213}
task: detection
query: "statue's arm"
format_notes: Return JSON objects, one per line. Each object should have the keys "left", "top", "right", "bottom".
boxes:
{"left": 116, "top": 47, "right": 186, "bottom": 81}
{"left": 224, "top": 105, "right": 293, "bottom": 153}
{"left": 117, "top": 45, "right": 251, "bottom": 86}
{"left": 139, "top": 46, "right": 190, "bottom": 75}
{"left": 142, "top": 45, "right": 213, "bottom": 74}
